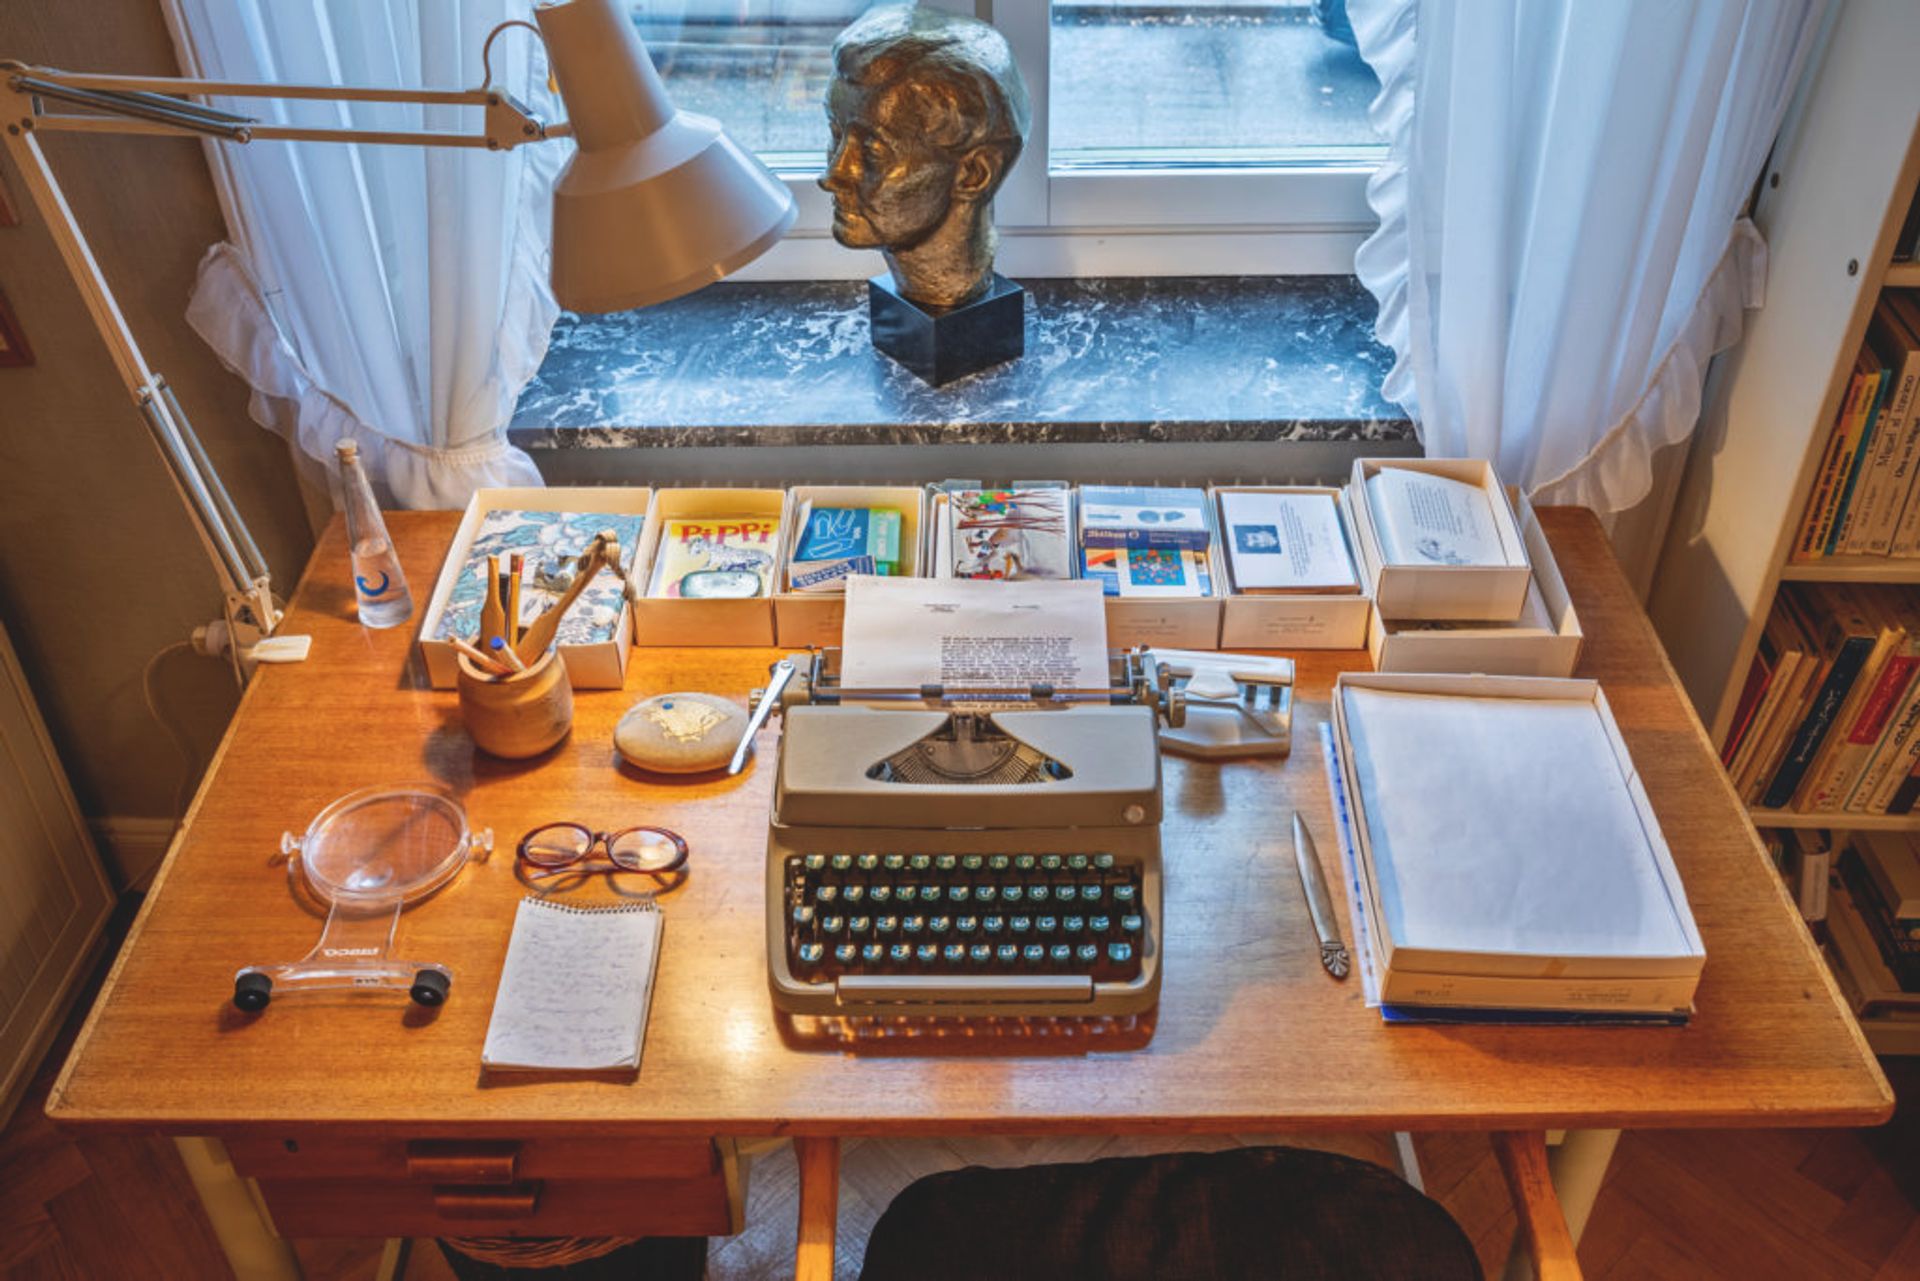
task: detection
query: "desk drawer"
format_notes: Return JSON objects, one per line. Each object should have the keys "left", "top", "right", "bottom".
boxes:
{"left": 256, "top": 1173, "right": 733, "bottom": 1238}
{"left": 227, "top": 1136, "right": 717, "bottom": 1183}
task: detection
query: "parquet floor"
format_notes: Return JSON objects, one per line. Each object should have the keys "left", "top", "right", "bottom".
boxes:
{"left": 6, "top": 931, "right": 1917, "bottom": 1281}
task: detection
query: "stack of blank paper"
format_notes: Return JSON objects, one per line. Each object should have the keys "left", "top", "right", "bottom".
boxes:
{"left": 1332, "top": 674, "right": 1705, "bottom": 1020}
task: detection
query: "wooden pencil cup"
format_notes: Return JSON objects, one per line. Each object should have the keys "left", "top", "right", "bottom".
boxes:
{"left": 456, "top": 648, "right": 573, "bottom": 759}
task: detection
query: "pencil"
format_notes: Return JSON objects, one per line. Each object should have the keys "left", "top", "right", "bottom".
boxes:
{"left": 451, "top": 636, "right": 511, "bottom": 677}
{"left": 507, "top": 554, "right": 524, "bottom": 647}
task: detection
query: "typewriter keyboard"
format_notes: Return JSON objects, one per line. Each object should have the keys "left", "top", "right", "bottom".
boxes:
{"left": 782, "top": 852, "right": 1147, "bottom": 984}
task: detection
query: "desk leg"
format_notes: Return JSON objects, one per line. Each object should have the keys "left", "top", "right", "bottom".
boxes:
{"left": 174, "top": 1137, "right": 303, "bottom": 1281}
{"left": 794, "top": 1136, "right": 840, "bottom": 1281}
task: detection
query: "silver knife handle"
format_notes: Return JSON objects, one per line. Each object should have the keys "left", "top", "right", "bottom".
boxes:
{"left": 1292, "top": 814, "right": 1350, "bottom": 980}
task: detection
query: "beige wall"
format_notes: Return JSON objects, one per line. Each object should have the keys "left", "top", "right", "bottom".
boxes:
{"left": 0, "top": 2, "right": 313, "bottom": 870}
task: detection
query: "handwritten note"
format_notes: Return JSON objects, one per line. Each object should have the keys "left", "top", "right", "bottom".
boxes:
{"left": 481, "top": 899, "right": 663, "bottom": 1073}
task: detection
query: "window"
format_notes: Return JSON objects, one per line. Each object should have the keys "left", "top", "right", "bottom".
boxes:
{"left": 633, "top": 2, "right": 1383, "bottom": 277}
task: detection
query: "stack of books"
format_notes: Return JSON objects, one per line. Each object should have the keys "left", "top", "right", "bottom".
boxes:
{"left": 1725, "top": 584, "right": 1920, "bottom": 815}
{"left": 1077, "top": 485, "right": 1215, "bottom": 598}
{"left": 1826, "top": 832, "right": 1920, "bottom": 1019}
{"left": 1327, "top": 675, "right": 1705, "bottom": 1024}
{"left": 1791, "top": 291, "right": 1920, "bottom": 562}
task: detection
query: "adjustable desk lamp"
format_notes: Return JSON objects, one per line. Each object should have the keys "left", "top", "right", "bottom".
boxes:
{"left": 0, "top": 0, "right": 795, "bottom": 673}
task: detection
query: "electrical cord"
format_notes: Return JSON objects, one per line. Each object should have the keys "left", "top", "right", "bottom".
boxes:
{"left": 140, "top": 639, "right": 200, "bottom": 823}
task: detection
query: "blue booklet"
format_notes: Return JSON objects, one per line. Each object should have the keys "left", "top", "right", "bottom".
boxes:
{"left": 1079, "top": 485, "right": 1211, "bottom": 551}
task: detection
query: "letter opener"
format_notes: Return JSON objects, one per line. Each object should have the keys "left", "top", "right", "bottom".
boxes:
{"left": 1291, "top": 814, "right": 1350, "bottom": 979}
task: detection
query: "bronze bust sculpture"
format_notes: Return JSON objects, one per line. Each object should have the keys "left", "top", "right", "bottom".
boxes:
{"left": 822, "top": 5, "right": 1031, "bottom": 311}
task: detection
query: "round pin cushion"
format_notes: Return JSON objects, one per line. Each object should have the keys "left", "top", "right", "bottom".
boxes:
{"left": 615, "top": 692, "right": 748, "bottom": 774}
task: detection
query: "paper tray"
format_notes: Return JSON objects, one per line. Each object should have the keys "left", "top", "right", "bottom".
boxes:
{"left": 1363, "top": 492, "right": 1583, "bottom": 676}
{"left": 1214, "top": 485, "right": 1371, "bottom": 650}
{"left": 417, "top": 486, "right": 650, "bottom": 689}
{"left": 1328, "top": 671, "right": 1705, "bottom": 986}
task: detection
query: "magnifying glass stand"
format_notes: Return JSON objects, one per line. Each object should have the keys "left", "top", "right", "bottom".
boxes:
{"left": 232, "top": 785, "right": 491, "bottom": 1012}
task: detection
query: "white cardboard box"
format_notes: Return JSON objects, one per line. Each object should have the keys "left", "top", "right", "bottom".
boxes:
{"left": 774, "top": 486, "right": 927, "bottom": 648}
{"left": 1347, "top": 458, "right": 1532, "bottom": 621}
{"left": 630, "top": 487, "right": 788, "bottom": 647}
{"left": 1329, "top": 670, "right": 1705, "bottom": 1002}
{"left": 1364, "top": 493, "right": 1583, "bottom": 676}
{"left": 417, "top": 486, "right": 651, "bottom": 689}
{"left": 923, "top": 485, "right": 1222, "bottom": 650}
{"left": 1215, "top": 485, "right": 1371, "bottom": 651}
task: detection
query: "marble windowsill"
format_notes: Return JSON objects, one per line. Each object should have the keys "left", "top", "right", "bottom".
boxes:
{"left": 507, "top": 275, "right": 1412, "bottom": 451}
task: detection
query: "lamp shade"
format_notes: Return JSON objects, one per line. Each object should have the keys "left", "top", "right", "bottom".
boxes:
{"left": 535, "top": 0, "right": 796, "bottom": 314}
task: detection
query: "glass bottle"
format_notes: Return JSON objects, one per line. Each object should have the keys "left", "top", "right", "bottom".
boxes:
{"left": 336, "top": 439, "right": 414, "bottom": 628}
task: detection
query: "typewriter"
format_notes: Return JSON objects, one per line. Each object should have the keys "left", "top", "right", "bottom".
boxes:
{"left": 759, "top": 648, "right": 1190, "bottom": 1018}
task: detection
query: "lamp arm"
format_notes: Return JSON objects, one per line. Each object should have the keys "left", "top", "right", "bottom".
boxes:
{"left": 2, "top": 87, "right": 283, "bottom": 661}
{"left": 4, "top": 63, "right": 562, "bottom": 150}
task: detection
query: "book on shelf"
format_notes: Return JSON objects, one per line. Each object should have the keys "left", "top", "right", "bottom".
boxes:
{"left": 1759, "top": 585, "right": 1882, "bottom": 809}
{"left": 1778, "top": 828, "right": 1831, "bottom": 923}
{"left": 1830, "top": 354, "right": 1893, "bottom": 555}
{"left": 1827, "top": 885, "right": 1920, "bottom": 1018}
{"left": 1730, "top": 610, "right": 1813, "bottom": 800}
{"left": 1794, "top": 350, "right": 1878, "bottom": 561}
{"left": 1838, "top": 848, "right": 1920, "bottom": 987}
{"left": 1789, "top": 291, "right": 1920, "bottom": 563}
{"left": 1722, "top": 643, "right": 1774, "bottom": 769}
{"left": 1853, "top": 831, "right": 1920, "bottom": 926}
{"left": 1895, "top": 187, "right": 1920, "bottom": 264}
{"left": 1847, "top": 299, "right": 1920, "bottom": 555}
{"left": 1798, "top": 587, "right": 1909, "bottom": 811}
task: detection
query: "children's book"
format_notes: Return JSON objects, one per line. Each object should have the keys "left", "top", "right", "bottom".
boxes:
{"left": 647, "top": 516, "right": 782, "bottom": 598}
{"left": 948, "top": 487, "right": 1073, "bottom": 580}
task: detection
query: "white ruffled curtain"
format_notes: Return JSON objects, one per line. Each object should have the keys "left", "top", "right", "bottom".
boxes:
{"left": 1348, "top": 0, "right": 1826, "bottom": 524}
{"left": 162, "top": 0, "right": 562, "bottom": 508}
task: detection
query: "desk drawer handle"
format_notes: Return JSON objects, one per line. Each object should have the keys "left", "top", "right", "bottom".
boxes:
{"left": 433, "top": 1182, "right": 541, "bottom": 1219}
{"left": 407, "top": 1140, "right": 520, "bottom": 1184}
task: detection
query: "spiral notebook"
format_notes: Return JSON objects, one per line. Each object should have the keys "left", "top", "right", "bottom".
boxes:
{"left": 482, "top": 898, "right": 663, "bottom": 1073}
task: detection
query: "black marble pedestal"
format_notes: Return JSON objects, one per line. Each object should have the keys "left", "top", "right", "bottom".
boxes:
{"left": 867, "top": 271, "right": 1026, "bottom": 386}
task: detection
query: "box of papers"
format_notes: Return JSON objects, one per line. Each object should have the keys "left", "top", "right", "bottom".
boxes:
{"left": 775, "top": 486, "right": 927, "bottom": 647}
{"left": 418, "top": 486, "right": 651, "bottom": 689}
{"left": 631, "top": 488, "right": 789, "bottom": 646}
{"left": 1328, "top": 672, "right": 1704, "bottom": 1016}
{"left": 1347, "top": 458, "right": 1533, "bottom": 621}
{"left": 1082, "top": 489, "right": 1224, "bottom": 650}
{"left": 1363, "top": 493, "right": 1584, "bottom": 676}
{"left": 1214, "top": 486, "right": 1372, "bottom": 650}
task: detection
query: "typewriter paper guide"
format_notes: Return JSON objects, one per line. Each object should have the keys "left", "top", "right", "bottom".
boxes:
{"left": 1339, "top": 684, "right": 1702, "bottom": 974}
{"left": 840, "top": 576, "right": 1108, "bottom": 692}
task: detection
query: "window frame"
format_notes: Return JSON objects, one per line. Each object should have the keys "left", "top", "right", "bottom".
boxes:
{"left": 722, "top": 0, "right": 1381, "bottom": 281}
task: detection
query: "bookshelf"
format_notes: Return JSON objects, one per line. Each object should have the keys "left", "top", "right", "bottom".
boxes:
{"left": 1652, "top": 0, "right": 1920, "bottom": 1053}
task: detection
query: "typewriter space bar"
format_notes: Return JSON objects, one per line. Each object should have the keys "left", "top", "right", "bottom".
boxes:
{"left": 836, "top": 975, "right": 1095, "bottom": 1005}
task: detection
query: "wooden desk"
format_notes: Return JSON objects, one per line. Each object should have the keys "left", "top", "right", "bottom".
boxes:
{"left": 49, "top": 509, "right": 1891, "bottom": 1276}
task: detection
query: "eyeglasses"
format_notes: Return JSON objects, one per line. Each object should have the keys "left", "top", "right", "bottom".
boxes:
{"left": 516, "top": 823, "right": 689, "bottom": 888}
